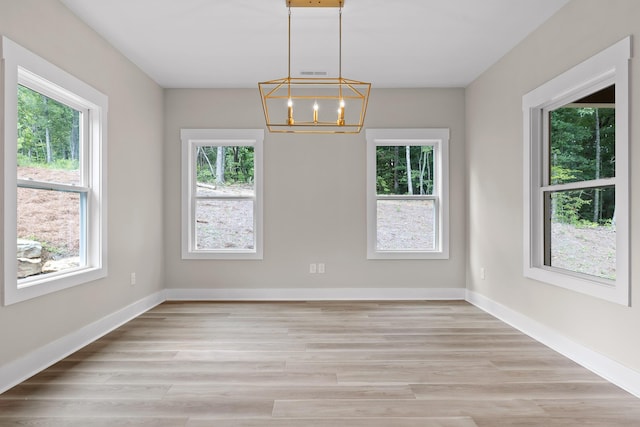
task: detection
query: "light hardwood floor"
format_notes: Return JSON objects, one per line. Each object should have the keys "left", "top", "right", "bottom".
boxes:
{"left": 1, "top": 301, "right": 640, "bottom": 426}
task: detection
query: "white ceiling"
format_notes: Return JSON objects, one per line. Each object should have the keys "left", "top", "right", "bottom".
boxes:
{"left": 60, "top": 0, "right": 569, "bottom": 89}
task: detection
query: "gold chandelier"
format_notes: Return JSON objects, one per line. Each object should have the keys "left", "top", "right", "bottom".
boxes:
{"left": 258, "top": 0, "right": 371, "bottom": 134}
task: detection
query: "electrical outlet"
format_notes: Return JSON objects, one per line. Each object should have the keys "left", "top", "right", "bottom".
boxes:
{"left": 318, "top": 263, "right": 325, "bottom": 274}
{"left": 309, "top": 263, "right": 317, "bottom": 274}
{"left": 130, "top": 272, "right": 136, "bottom": 285}
{"left": 480, "top": 267, "right": 485, "bottom": 280}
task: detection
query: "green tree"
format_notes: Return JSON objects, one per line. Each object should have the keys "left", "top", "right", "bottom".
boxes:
{"left": 376, "top": 145, "right": 434, "bottom": 195}
{"left": 17, "top": 84, "right": 79, "bottom": 170}
{"left": 550, "top": 106, "right": 615, "bottom": 224}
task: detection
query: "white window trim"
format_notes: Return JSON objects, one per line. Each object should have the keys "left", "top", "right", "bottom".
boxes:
{"left": 181, "top": 129, "right": 264, "bottom": 260}
{"left": 522, "top": 36, "right": 630, "bottom": 306}
{"left": 1, "top": 36, "right": 108, "bottom": 306}
{"left": 366, "top": 128, "right": 450, "bottom": 260}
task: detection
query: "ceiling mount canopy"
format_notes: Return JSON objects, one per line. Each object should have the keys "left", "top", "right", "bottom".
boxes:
{"left": 258, "top": 0, "right": 371, "bottom": 134}
{"left": 287, "top": 0, "right": 344, "bottom": 7}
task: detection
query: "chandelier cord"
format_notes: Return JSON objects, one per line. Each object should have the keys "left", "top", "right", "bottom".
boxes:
{"left": 339, "top": 6, "right": 342, "bottom": 79}
{"left": 288, "top": 6, "right": 292, "bottom": 99}
{"left": 288, "top": 7, "right": 291, "bottom": 80}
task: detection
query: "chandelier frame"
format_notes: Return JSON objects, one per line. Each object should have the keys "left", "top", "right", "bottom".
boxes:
{"left": 258, "top": 0, "right": 371, "bottom": 134}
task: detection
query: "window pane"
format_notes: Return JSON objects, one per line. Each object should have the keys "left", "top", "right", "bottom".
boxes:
{"left": 377, "top": 199, "right": 435, "bottom": 251}
{"left": 546, "top": 187, "right": 615, "bottom": 280}
{"left": 376, "top": 145, "right": 434, "bottom": 195}
{"left": 196, "top": 146, "right": 254, "bottom": 197}
{"left": 17, "top": 187, "right": 82, "bottom": 279}
{"left": 549, "top": 86, "right": 615, "bottom": 185}
{"left": 17, "top": 85, "right": 81, "bottom": 185}
{"left": 195, "top": 200, "right": 254, "bottom": 250}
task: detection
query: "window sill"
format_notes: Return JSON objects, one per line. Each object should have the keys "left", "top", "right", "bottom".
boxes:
{"left": 524, "top": 265, "right": 628, "bottom": 306}
{"left": 368, "top": 250, "right": 449, "bottom": 260}
{"left": 5, "top": 266, "right": 106, "bottom": 306}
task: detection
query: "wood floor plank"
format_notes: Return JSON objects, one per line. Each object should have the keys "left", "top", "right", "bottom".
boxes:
{"left": 0, "top": 418, "right": 188, "bottom": 427}
{"left": 2, "top": 300, "right": 639, "bottom": 425}
{"left": 534, "top": 397, "right": 640, "bottom": 419}
{"left": 186, "top": 417, "right": 479, "bottom": 427}
{"left": 63, "top": 350, "right": 179, "bottom": 362}
{"left": 473, "top": 417, "right": 640, "bottom": 427}
{"left": 166, "top": 384, "right": 415, "bottom": 400}
{"left": 410, "top": 382, "right": 627, "bottom": 400}
{"left": 271, "top": 398, "right": 547, "bottom": 418}
{"left": 0, "top": 384, "right": 170, "bottom": 400}
{"left": 0, "top": 398, "right": 274, "bottom": 418}
{"left": 102, "top": 371, "right": 337, "bottom": 385}
{"left": 48, "top": 360, "right": 286, "bottom": 373}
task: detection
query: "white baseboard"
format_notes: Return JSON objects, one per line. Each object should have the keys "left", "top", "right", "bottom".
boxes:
{"left": 466, "top": 290, "right": 640, "bottom": 399}
{"left": 0, "top": 291, "right": 165, "bottom": 394}
{"left": 164, "top": 287, "right": 466, "bottom": 301}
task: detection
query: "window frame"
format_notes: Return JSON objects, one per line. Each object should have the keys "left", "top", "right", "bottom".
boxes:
{"left": 522, "top": 36, "right": 630, "bottom": 306}
{"left": 181, "top": 129, "right": 264, "bottom": 260}
{"left": 366, "top": 128, "right": 450, "bottom": 260}
{"left": 2, "top": 36, "right": 108, "bottom": 306}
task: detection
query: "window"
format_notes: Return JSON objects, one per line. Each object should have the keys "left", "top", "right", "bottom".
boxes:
{"left": 523, "top": 36, "right": 630, "bottom": 305}
{"left": 2, "top": 37, "right": 108, "bottom": 305}
{"left": 366, "top": 128, "right": 449, "bottom": 259}
{"left": 181, "top": 129, "right": 263, "bottom": 259}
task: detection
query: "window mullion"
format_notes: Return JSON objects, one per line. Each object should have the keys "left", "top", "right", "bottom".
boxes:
{"left": 376, "top": 195, "right": 436, "bottom": 201}
{"left": 541, "top": 177, "right": 616, "bottom": 193}
{"left": 17, "top": 179, "right": 89, "bottom": 193}
{"left": 195, "top": 195, "right": 255, "bottom": 201}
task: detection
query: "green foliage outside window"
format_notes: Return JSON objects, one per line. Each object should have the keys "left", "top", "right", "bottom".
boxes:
{"left": 196, "top": 146, "right": 254, "bottom": 186}
{"left": 550, "top": 106, "right": 615, "bottom": 226}
{"left": 376, "top": 145, "right": 434, "bottom": 196}
{"left": 17, "top": 85, "right": 80, "bottom": 171}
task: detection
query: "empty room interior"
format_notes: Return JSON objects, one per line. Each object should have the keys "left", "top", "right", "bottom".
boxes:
{"left": 2, "top": 0, "right": 640, "bottom": 425}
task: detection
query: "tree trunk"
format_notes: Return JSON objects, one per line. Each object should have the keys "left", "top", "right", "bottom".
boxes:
{"left": 45, "top": 126, "right": 52, "bottom": 164}
{"left": 425, "top": 151, "right": 431, "bottom": 194}
{"left": 216, "top": 146, "right": 225, "bottom": 185}
{"left": 43, "top": 97, "right": 52, "bottom": 164}
{"left": 393, "top": 146, "right": 399, "bottom": 193}
{"left": 233, "top": 147, "right": 240, "bottom": 177}
{"left": 70, "top": 111, "right": 79, "bottom": 161}
{"left": 405, "top": 145, "right": 413, "bottom": 195}
{"left": 593, "top": 108, "right": 601, "bottom": 223}
{"left": 418, "top": 148, "right": 427, "bottom": 195}
{"left": 197, "top": 147, "right": 216, "bottom": 184}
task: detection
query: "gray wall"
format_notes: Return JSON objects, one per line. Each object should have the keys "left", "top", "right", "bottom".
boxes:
{"left": 466, "top": 0, "right": 640, "bottom": 371}
{"left": 163, "top": 88, "right": 466, "bottom": 291}
{"left": 0, "top": 0, "right": 165, "bottom": 366}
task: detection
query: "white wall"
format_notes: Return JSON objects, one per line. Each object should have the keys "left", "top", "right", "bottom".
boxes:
{"left": 0, "top": 0, "right": 164, "bottom": 367}
{"left": 466, "top": 0, "right": 640, "bottom": 372}
{"left": 163, "top": 88, "right": 466, "bottom": 294}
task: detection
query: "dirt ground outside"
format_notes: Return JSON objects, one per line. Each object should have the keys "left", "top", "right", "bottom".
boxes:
{"left": 376, "top": 199, "right": 435, "bottom": 250}
{"left": 17, "top": 167, "right": 80, "bottom": 263}
{"left": 550, "top": 221, "right": 616, "bottom": 279}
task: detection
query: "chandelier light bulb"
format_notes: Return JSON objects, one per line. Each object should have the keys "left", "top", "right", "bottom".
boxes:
{"left": 287, "top": 98, "right": 294, "bottom": 125}
{"left": 337, "top": 98, "right": 345, "bottom": 126}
